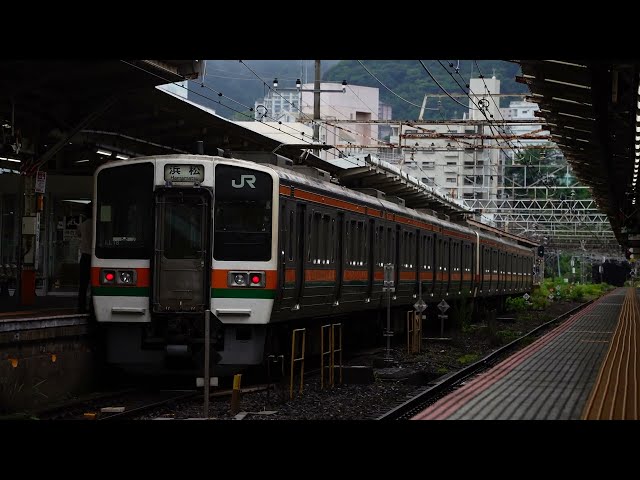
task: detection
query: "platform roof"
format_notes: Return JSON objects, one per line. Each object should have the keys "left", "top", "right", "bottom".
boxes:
{"left": 517, "top": 60, "right": 639, "bottom": 251}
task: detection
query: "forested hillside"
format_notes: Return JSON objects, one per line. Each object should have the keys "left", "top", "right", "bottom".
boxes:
{"left": 323, "top": 60, "right": 528, "bottom": 120}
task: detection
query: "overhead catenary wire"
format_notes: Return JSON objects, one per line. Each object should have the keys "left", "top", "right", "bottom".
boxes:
{"left": 116, "top": 60, "right": 361, "bottom": 166}
{"left": 418, "top": 60, "right": 480, "bottom": 111}
{"left": 242, "top": 60, "right": 393, "bottom": 150}
{"left": 358, "top": 60, "right": 439, "bottom": 112}
{"left": 436, "top": 60, "right": 519, "bottom": 158}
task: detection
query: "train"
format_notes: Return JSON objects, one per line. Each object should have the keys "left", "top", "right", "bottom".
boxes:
{"left": 90, "top": 153, "right": 536, "bottom": 375}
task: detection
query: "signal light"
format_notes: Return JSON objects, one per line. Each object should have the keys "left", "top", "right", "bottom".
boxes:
{"left": 251, "top": 275, "right": 261, "bottom": 284}
{"left": 105, "top": 273, "right": 114, "bottom": 281}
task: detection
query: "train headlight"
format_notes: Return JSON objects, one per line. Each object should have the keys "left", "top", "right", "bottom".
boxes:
{"left": 228, "top": 272, "right": 249, "bottom": 287}
{"left": 118, "top": 270, "right": 135, "bottom": 285}
{"left": 101, "top": 270, "right": 116, "bottom": 285}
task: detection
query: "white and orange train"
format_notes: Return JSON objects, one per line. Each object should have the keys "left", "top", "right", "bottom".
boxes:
{"left": 90, "top": 154, "right": 536, "bottom": 374}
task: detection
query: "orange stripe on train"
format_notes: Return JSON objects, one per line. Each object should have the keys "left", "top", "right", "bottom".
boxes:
{"left": 305, "top": 269, "right": 336, "bottom": 282}
{"left": 344, "top": 270, "right": 368, "bottom": 281}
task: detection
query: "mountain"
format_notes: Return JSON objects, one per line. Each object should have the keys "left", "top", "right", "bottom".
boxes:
{"left": 323, "top": 60, "right": 528, "bottom": 121}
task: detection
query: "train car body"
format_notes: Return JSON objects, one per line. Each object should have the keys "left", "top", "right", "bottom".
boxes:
{"left": 91, "top": 154, "right": 535, "bottom": 374}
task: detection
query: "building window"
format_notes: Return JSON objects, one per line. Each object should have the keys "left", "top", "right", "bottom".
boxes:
{"left": 446, "top": 177, "right": 456, "bottom": 184}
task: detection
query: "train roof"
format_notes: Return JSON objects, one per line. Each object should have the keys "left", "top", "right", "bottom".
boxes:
{"left": 269, "top": 164, "right": 528, "bottom": 251}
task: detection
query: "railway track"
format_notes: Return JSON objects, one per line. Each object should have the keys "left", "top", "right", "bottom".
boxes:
{"left": 376, "top": 300, "right": 594, "bottom": 420}
{"left": 35, "top": 384, "right": 272, "bottom": 420}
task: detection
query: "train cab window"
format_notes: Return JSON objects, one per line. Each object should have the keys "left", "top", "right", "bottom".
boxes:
{"left": 163, "top": 197, "right": 204, "bottom": 259}
{"left": 214, "top": 165, "right": 272, "bottom": 261}
{"left": 96, "top": 163, "right": 154, "bottom": 259}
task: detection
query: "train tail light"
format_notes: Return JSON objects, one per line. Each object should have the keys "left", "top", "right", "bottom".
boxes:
{"left": 101, "top": 270, "right": 116, "bottom": 285}
{"left": 249, "top": 272, "right": 265, "bottom": 287}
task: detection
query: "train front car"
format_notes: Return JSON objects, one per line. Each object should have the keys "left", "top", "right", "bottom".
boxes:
{"left": 92, "top": 155, "right": 278, "bottom": 374}
{"left": 209, "top": 160, "right": 278, "bottom": 374}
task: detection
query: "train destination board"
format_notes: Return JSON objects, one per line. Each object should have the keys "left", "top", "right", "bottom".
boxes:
{"left": 164, "top": 164, "right": 204, "bottom": 183}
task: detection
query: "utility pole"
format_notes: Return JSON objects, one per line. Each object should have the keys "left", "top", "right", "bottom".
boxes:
{"left": 313, "top": 59, "right": 321, "bottom": 157}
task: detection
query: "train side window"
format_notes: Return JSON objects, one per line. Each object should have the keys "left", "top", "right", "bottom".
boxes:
{"left": 375, "top": 226, "right": 383, "bottom": 267}
{"left": 329, "top": 216, "right": 335, "bottom": 264}
{"left": 444, "top": 239, "right": 449, "bottom": 272}
{"left": 409, "top": 231, "right": 415, "bottom": 268}
{"left": 353, "top": 221, "right": 360, "bottom": 266}
{"left": 307, "top": 214, "right": 312, "bottom": 263}
{"left": 360, "top": 221, "right": 367, "bottom": 266}
{"left": 312, "top": 212, "right": 322, "bottom": 264}
{"left": 385, "top": 227, "right": 391, "bottom": 264}
{"left": 379, "top": 227, "right": 383, "bottom": 266}
{"left": 288, "top": 210, "right": 294, "bottom": 262}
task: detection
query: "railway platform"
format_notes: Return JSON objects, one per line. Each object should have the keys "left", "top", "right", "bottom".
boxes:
{"left": 412, "top": 286, "right": 638, "bottom": 420}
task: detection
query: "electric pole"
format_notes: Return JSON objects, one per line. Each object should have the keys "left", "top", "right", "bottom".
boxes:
{"left": 313, "top": 59, "right": 321, "bottom": 157}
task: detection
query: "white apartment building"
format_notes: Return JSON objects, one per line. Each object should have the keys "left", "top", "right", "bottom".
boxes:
{"left": 254, "top": 83, "right": 381, "bottom": 159}
{"left": 499, "top": 100, "right": 549, "bottom": 160}
{"left": 254, "top": 90, "right": 301, "bottom": 123}
{"left": 387, "top": 77, "right": 506, "bottom": 202}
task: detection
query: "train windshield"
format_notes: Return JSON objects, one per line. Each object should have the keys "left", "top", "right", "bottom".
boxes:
{"left": 95, "top": 163, "right": 154, "bottom": 259}
{"left": 214, "top": 165, "right": 272, "bottom": 261}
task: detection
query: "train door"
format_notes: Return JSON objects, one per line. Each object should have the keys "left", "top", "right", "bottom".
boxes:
{"left": 152, "top": 189, "right": 210, "bottom": 313}
{"left": 277, "top": 200, "right": 297, "bottom": 312}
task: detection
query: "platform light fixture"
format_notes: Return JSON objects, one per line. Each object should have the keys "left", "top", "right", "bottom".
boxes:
{"left": 96, "top": 148, "right": 112, "bottom": 156}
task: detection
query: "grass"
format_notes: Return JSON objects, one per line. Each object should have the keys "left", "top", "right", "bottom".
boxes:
{"left": 457, "top": 353, "right": 480, "bottom": 366}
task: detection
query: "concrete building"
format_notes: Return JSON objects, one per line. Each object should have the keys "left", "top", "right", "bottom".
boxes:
{"left": 254, "top": 83, "right": 382, "bottom": 158}
{"left": 384, "top": 77, "right": 506, "bottom": 205}
{"left": 254, "top": 90, "right": 300, "bottom": 123}
{"left": 499, "top": 99, "right": 550, "bottom": 160}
